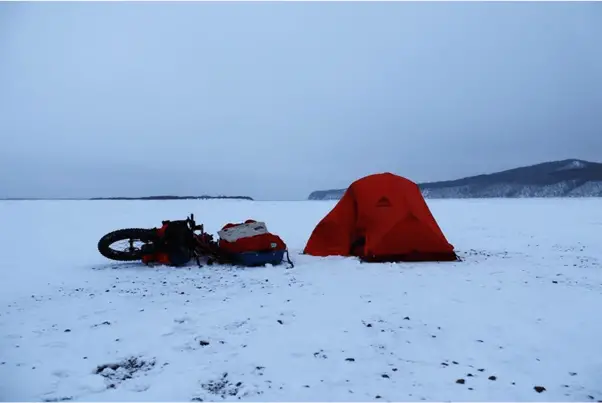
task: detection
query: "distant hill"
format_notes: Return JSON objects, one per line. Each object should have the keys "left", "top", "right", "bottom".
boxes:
{"left": 308, "top": 159, "right": 602, "bottom": 200}
{"left": 90, "top": 195, "right": 254, "bottom": 201}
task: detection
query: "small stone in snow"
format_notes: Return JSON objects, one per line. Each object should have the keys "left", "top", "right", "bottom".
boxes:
{"left": 477, "top": 368, "right": 485, "bottom": 372}
{"left": 552, "top": 281, "right": 558, "bottom": 284}
{"left": 366, "top": 323, "right": 373, "bottom": 327}
{"left": 452, "top": 361, "right": 459, "bottom": 365}
{"left": 199, "top": 340, "right": 210, "bottom": 346}
{"left": 392, "top": 368, "right": 398, "bottom": 372}
{"left": 375, "top": 395, "right": 382, "bottom": 399}
{"left": 456, "top": 379, "right": 466, "bottom": 384}
{"left": 569, "top": 372, "right": 577, "bottom": 376}
{"left": 277, "top": 320, "right": 283, "bottom": 325}
{"left": 534, "top": 386, "right": 546, "bottom": 393}
{"left": 345, "top": 358, "right": 355, "bottom": 362}
{"left": 381, "top": 374, "right": 390, "bottom": 379}
{"left": 64, "top": 329, "right": 71, "bottom": 333}
{"left": 488, "top": 376, "right": 497, "bottom": 381}
{"left": 403, "top": 317, "right": 410, "bottom": 320}
{"left": 467, "top": 373, "right": 474, "bottom": 377}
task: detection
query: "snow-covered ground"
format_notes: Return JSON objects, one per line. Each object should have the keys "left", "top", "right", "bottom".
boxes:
{"left": 1, "top": 198, "right": 602, "bottom": 402}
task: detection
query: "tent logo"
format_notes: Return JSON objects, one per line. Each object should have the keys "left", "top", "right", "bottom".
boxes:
{"left": 376, "top": 196, "right": 391, "bottom": 207}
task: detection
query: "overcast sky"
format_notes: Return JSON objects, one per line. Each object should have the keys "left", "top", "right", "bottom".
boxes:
{"left": 1, "top": 2, "right": 601, "bottom": 200}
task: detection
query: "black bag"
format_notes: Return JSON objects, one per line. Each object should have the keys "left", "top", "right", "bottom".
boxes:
{"left": 153, "top": 220, "right": 196, "bottom": 266}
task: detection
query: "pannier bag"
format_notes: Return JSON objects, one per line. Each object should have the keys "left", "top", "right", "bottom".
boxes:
{"left": 218, "top": 220, "right": 294, "bottom": 268}
{"left": 142, "top": 219, "right": 195, "bottom": 266}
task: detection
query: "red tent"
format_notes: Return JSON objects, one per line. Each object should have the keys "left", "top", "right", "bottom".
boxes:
{"left": 304, "top": 172, "right": 458, "bottom": 262}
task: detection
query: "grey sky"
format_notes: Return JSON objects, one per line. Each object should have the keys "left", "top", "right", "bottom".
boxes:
{"left": 1, "top": 2, "right": 601, "bottom": 200}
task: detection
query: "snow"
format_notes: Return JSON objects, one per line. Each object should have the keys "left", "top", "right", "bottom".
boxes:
{"left": 557, "top": 160, "right": 588, "bottom": 171}
{"left": 568, "top": 181, "right": 602, "bottom": 197}
{"left": 1, "top": 198, "right": 602, "bottom": 402}
{"left": 421, "top": 182, "right": 602, "bottom": 198}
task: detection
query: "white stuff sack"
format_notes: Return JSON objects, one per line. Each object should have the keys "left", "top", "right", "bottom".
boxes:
{"left": 218, "top": 221, "right": 268, "bottom": 242}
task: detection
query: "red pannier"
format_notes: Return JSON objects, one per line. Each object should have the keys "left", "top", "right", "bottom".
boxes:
{"left": 218, "top": 220, "right": 292, "bottom": 267}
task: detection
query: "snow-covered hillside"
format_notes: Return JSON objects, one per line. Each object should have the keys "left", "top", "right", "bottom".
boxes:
{"left": 421, "top": 180, "right": 602, "bottom": 198}
{"left": 308, "top": 159, "right": 602, "bottom": 200}
{"left": 1, "top": 199, "right": 602, "bottom": 402}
